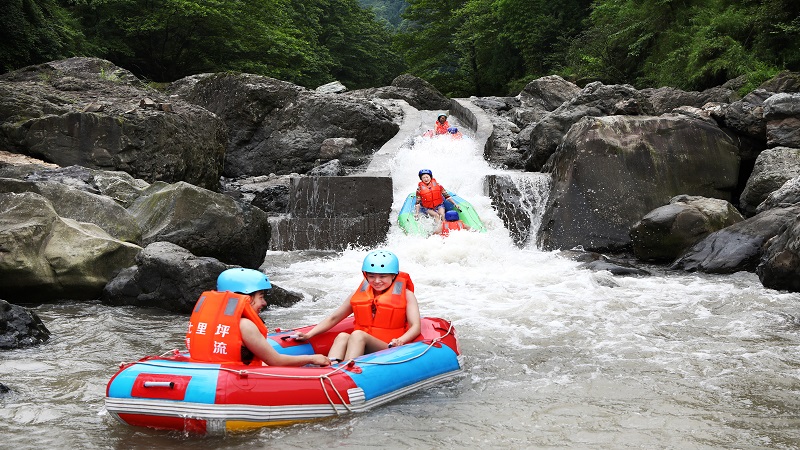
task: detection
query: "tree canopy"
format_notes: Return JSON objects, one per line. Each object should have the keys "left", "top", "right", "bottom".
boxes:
{"left": 1, "top": 0, "right": 797, "bottom": 95}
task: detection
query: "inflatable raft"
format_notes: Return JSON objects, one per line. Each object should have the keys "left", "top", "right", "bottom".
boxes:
{"left": 397, "top": 192, "right": 486, "bottom": 236}
{"left": 105, "top": 316, "right": 462, "bottom": 435}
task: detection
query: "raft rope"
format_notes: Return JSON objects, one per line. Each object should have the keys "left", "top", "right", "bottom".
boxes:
{"left": 126, "top": 322, "right": 455, "bottom": 416}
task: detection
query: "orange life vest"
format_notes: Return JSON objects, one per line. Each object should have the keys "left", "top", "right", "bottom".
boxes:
{"left": 435, "top": 120, "right": 450, "bottom": 135}
{"left": 441, "top": 220, "right": 466, "bottom": 236}
{"left": 185, "top": 290, "right": 268, "bottom": 365}
{"left": 417, "top": 179, "right": 445, "bottom": 209}
{"left": 350, "top": 272, "right": 414, "bottom": 343}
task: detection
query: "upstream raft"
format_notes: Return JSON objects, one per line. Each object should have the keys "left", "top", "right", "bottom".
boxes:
{"left": 105, "top": 316, "right": 462, "bottom": 435}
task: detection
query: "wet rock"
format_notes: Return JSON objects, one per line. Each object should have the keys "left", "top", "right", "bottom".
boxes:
{"left": 631, "top": 195, "right": 744, "bottom": 262}
{"left": 757, "top": 215, "right": 800, "bottom": 292}
{"left": 672, "top": 205, "right": 800, "bottom": 274}
{"left": 0, "top": 299, "right": 50, "bottom": 349}
{"left": 739, "top": 147, "right": 800, "bottom": 216}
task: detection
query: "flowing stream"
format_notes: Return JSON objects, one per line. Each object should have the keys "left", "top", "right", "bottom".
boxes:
{"left": 2, "top": 119, "right": 800, "bottom": 449}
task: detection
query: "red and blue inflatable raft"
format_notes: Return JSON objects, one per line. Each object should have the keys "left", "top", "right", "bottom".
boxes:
{"left": 105, "top": 316, "right": 462, "bottom": 434}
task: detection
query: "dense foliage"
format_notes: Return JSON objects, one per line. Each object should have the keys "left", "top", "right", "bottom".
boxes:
{"left": 1, "top": 0, "right": 402, "bottom": 89}
{"left": 396, "top": 0, "right": 799, "bottom": 95}
{"left": 1, "top": 0, "right": 798, "bottom": 95}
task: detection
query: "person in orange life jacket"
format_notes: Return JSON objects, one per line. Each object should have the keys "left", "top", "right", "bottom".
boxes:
{"left": 293, "top": 250, "right": 421, "bottom": 362}
{"left": 434, "top": 114, "right": 450, "bottom": 135}
{"left": 201, "top": 268, "right": 330, "bottom": 367}
{"left": 437, "top": 210, "right": 471, "bottom": 236}
{"left": 414, "top": 169, "right": 461, "bottom": 224}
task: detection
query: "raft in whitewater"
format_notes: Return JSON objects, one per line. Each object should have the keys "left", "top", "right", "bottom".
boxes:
{"left": 105, "top": 316, "right": 462, "bottom": 435}
{"left": 397, "top": 192, "right": 486, "bottom": 236}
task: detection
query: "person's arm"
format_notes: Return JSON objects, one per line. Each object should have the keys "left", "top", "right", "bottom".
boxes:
{"left": 293, "top": 298, "right": 354, "bottom": 341}
{"left": 389, "top": 290, "right": 421, "bottom": 347}
{"left": 240, "top": 318, "right": 330, "bottom": 366}
{"left": 441, "top": 188, "right": 462, "bottom": 211}
{"left": 414, "top": 190, "right": 421, "bottom": 216}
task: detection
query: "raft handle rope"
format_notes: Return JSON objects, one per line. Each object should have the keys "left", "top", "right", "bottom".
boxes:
{"left": 121, "top": 322, "right": 456, "bottom": 415}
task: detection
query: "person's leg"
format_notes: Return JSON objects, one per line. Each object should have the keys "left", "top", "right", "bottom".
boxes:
{"left": 327, "top": 332, "right": 350, "bottom": 361}
{"left": 343, "top": 330, "right": 389, "bottom": 359}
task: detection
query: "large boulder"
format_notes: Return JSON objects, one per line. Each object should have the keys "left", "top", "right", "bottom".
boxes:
{"left": 538, "top": 114, "right": 740, "bottom": 252}
{"left": 523, "top": 82, "right": 655, "bottom": 171}
{"left": 739, "top": 147, "right": 800, "bottom": 216}
{"left": 630, "top": 195, "right": 744, "bottom": 262}
{"left": 0, "top": 57, "right": 226, "bottom": 190}
{"left": 764, "top": 93, "right": 800, "bottom": 148}
{"left": 672, "top": 205, "right": 800, "bottom": 274}
{"left": 513, "top": 75, "right": 581, "bottom": 125}
{"left": 102, "top": 242, "right": 303, "bottom": 313}
{"left": 756, "top": 176, "right": 800, "bottom": 213}
{"left": 128, "top": 181, "right": 270, "bottom": 268}
{"left": 348, "top": 74, "right": 452, "bottom": 111}
{"left": 640, "top": 86, "right": 738, "bottom": 115}
{"left": 168, "top": 72, "right": 399, "bottom": 177}
{"left": 0, "top": 177, "right": 142, "bottom": 244}
{"left": 0, "top": 300, "right": 50, "bottom": 349}
{"left": 101, "top": 241, "right": 230, "bottom": 313}
{"left": 757, "top": 214, "right": 800, "bottom": 292}
{"left": 0, "top": 192, "right": 142, "bottom": 302}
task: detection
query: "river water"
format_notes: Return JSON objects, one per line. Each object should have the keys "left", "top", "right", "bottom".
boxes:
{"left": 2, "top": 121, "right": 800, "bottom": 449}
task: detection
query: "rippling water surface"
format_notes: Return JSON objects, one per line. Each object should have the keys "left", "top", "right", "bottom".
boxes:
{"left": 2, "top": 118, "right": 800, "bottom": 449}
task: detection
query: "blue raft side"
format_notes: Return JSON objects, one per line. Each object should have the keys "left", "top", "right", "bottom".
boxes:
{"left": 346, "top": 342, "right": 461, "bottom": 400}
{"left": 268, "top": 338, "right": 315, "bottom": 356}
{"left": 107, "top": 361, "right": 221, "bottom": 404}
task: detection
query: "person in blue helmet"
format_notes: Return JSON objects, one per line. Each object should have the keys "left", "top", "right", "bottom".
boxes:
{"left": 293, "top": 250, "right": 421, "bottom": 362}
{"left": 437, "top": 210, "right": 470, "bottom": 236}
{"left": 187, "top": 268, "right": 330, "bottom": 367}
{"left": 414, "top": 169, "right": 461, "bottom": 225}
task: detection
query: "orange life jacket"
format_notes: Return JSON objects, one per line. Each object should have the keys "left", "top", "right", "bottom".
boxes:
{"left": 417, "top": 179, "right": 445, "bottom": 209}
{"left": 350, "top": 272, "right": 414, "bottom": 343}
{"left": 185, "top": 290, "right": 268, "bottom": 365}
{"left": 435, "top": 120, "right": 450, "bottom": 135}
{"left": 441, "top": 220, "right": 466, "bottom": 236}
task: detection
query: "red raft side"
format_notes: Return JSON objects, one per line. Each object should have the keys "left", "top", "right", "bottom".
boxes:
{"left": 216, "top": 364, "right": 358, "bottom": 407}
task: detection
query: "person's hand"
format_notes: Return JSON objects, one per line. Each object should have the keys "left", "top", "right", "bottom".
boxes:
{"left": 292, "top": 331, "right": 309, "bottom": 341}
{"left": 310, "top": 354, "right": 331, "bottom": 366}
{"left": 388, "top": 338, "right": 404, "bottom": 348}
{"left": 456, "top": 206, "right": 463, "bottom": 212}
{"left": 414, "top": 212, "right": 419, "bottom": 219}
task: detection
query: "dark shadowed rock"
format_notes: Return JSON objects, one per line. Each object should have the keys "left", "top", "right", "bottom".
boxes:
{"left": 101, "top": 241, "right": 230, "bottom": 313}
{"left": 757, "top": 214, "right": 800, "bottom": 292}
{"left": 170, "top": 73, "right": 399, "bottom": 177}
{"left": 0, "top": 299, "right": 50, "bottom": 349}
{"left": 672, "top": 205, "right": 800, "bottom": 274}
{"left": 220, "top": 175, "right": 292, "bottom": 214}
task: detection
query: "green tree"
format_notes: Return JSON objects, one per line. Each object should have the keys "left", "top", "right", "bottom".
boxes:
{"left": 0, "top": 0, "right": 87, "bottom": 74}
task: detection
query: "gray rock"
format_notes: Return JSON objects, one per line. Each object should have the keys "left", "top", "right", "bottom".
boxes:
{"left": 538, "top": 114, "right": 739, "bottom": 252}
{"left": 739, "top": 147, "right": 800, "bottom": 216}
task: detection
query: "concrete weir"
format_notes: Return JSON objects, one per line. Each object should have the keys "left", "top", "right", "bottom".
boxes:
{"left": 269, "top": 98, "right": 493, "bottom": 251}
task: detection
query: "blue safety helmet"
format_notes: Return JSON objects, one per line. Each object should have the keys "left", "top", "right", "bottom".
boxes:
{"left": 447, "top": 127, "right": 458, "bottom": 134}
{"left": 361, "top": 250, "right": 400, "bottom": 275}
{"left": 418, "top": 169, "right": 433, "bottom": 179}
{"left": 438, "top": 114, "right": 447, "bottom": 120}
{"left": 445, "top": 210, "right": 460, "bottom": 221}
{"left": 217, "top": 268, "right": 272, "bottom": 294}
